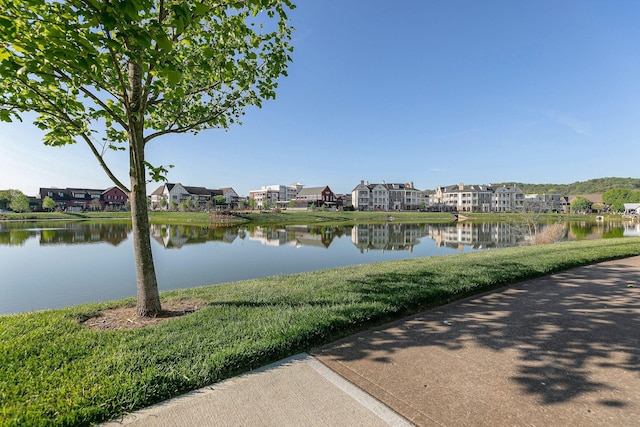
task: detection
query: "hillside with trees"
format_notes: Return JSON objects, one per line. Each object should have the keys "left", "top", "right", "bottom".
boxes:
{"left": 493, "top": 177, "right": 640, "bottom": 196}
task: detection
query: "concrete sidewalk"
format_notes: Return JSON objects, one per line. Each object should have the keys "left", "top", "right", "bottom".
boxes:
{"left": 103, "top": 256, "right": 640, "bottom": 426}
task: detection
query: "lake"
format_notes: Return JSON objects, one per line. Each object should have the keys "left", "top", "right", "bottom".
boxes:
{"left": 1, "top": 220, "right": 638, "bottom": 314}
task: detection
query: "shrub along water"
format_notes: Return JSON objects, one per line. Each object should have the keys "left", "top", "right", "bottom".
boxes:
{"left": 1, "top": 238, "right": 639, "bottom": 426}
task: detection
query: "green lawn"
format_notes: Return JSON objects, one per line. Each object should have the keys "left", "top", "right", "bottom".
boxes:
{"left": 0, "top": 209, "right": 612, "bottom": 226}
{"left": 1, "top": 238, "right": 639, "bottom": 426}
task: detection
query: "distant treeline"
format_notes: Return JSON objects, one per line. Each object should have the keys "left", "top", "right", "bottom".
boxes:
{"left": 493, "top": 177, "right": 640, "bottom": 195}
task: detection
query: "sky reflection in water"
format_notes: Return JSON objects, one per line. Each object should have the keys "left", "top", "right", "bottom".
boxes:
{"left": 0, "top": 220, "right": 637, "bottom": 314}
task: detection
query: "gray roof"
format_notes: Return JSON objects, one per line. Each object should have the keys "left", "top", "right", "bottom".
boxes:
{"left": 184, "top": 186, "right": 212, "bottom": 196}
{"left": 296, "top": 186, "right": 330, "bottom": 196}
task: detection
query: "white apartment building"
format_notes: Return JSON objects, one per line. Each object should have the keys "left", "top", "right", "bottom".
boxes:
{"left": 432, "top": 183, "right": 525, "bottom": 213}
{"left": 352, "top": 180, "right": 423, "bottom": 211}
{"left": 433, "top": 184, "right": 493, "bottom": 212}
{"left": 248, "top": 188, "right": 280, "bottom": 208}
{"left": 249, "top": 183, "right": 304, "bottom": 208}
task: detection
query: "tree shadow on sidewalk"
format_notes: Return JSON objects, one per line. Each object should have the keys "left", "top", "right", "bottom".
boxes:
{"left": 315, "top": 258, "right": 640, "bottom": 407}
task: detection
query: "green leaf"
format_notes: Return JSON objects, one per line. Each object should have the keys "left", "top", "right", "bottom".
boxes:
{"left": 194, "top": 4, "right": 209, "bottom": 16}
{"left": 166, "top": 70, "right": 182, "bottom": 84}
{"left": 154, "top": 33, "right": 172, "bottom": 51}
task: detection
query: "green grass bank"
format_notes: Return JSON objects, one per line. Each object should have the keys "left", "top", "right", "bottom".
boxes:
{"left": 0, "top": 209, "right": 616, "bottom": 226}
{"left": 1, "top": 238, "right": 640, "bottom": 426}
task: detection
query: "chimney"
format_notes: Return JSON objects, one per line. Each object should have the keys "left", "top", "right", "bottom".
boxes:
{"left": 458, "top": 183, "right": 464, "bottom": 190}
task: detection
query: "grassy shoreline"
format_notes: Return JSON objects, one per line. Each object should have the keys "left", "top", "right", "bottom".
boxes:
{"left": 0, "top": 209, "right": 620, "bottom": 226}
{"left": 1, "top": 238, "right": 640, "bottom": 426}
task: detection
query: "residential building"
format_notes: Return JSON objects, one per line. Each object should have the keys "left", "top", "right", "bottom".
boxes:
{"left": 150, "top": 183, "right": 237, "bottom": 210}
{"left": 249, "top": 183, "right": 304, "bottom": 208}
{"left": 101, "top": 187, "right": 128, "bottom": 210}
{"left": 150, "top": 183, "right": 189, "bottom": 209}
{"left": 352, "top": 180, "right": 423, "bottom": 211}
{"left": 221, "top": 188, "right": 240, "bottom": 209}
{"left": 624, "top": 203, "right": 640, "bottom": 216}
{"left": 524, "top": 193, "right": 567, "bottom": 212}
{"left": 248, "top": 188, "right": 280, "bottom": 209}
{"left": 38, "top": 186, "right": 128, "bottom": 211}
{"left": 432, "top": 183, "right": 525, "bottom": 213}
{"left": 432, "top": 183, "right": 494, "bottom": 212}
{"left": 492, "top": 185, "right": 525, "bottom": 212}
{"left": 293, "top": 186, "right": 336, "bottom": 208}
{"left": 386, "top": 182, "right": 423, "bottom": 210}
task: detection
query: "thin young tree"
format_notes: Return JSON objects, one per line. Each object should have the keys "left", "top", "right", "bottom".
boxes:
{"left": 0, "top": 0, "right": 294, "bottom": 316}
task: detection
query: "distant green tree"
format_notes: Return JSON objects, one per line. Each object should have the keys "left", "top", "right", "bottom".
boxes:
{"left": 9, "top": 192, "right": 30, "bottom": 212}
{"left": 169, "top": 200, "right": 177, "bottom": 212}
{"left": 263, "top": 199, "right": 271, "bottom": 210}
{"left": 309, "top": 203, "right": 316, "bottom": 211}
{"left": 0, "top": 190, "right": 12, "bottom": 210}
{"left": 42, "top": 196, "right": 56, "bottom": 212}
{"left": 602, "top": 188, "right": 640, "bottom": 212}
{"left": 571, "top": 197, "right": 593, "bottom": 213}
{"left": 248, "top": 199, "right": 257, "bottom": 210}
{"left": 160, "top": 198, "right": 167, "bottom": 210}
{"left": 289, "top": 200, "right": 295, "bottom": 208}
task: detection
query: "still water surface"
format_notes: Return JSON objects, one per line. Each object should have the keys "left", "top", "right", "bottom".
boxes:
{"left": 1, "top": 220, "right": 637, "bottom": 314}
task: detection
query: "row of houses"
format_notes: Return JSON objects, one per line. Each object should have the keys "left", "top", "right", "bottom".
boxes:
{"left": 248, "top": 184, "right": 345, "bottom": 209}
{"left": 31, "top": 179, "right": 606, "bottom": 214}
{"left": 38, "top": 187, "right": 129, "bottom": 212}
{"left": 430, "top": 183, "right": 568, "bottom": 213}
{"left": 248, "top": 180, "right": 566, "bottom": 213}
{"left": 149, "top": 183, "right": 240, "bottom": 210}
{"left": 129, "top": 180, "right": 574, "bottom": 213}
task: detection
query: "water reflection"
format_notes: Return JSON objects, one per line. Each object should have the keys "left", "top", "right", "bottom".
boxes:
{"left": 1, "top": 220, "right": 635, "bottom": 249}
{"left": 0, "top": 221, "right": 130, "bottom": 246}
{"left": 0, "top": 219, "right": 636, "bottom": 314}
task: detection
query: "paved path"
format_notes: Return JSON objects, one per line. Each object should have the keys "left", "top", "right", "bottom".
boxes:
{"left": 103, "top": 256, "right": 640, "bottom": 426}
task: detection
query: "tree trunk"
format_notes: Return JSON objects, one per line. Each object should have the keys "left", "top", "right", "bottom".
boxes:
{"left": 128, "top": 60, "right": 162, "bottom": 317}
{"left": 131, "top": 169, "right": 161, "bottom": 317}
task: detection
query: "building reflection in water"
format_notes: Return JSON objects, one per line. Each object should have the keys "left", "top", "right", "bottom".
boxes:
{"left": 3, "top": 220, "right": 634, "bottom": 250}
{"left": 148, "top": 222, "right": 550, "bottom": 252}
{"left": 0, "top": 222, "right": 131, "bottom": 246}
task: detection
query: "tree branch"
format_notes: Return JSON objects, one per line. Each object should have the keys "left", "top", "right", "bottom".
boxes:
{"left": 13, "top": 77, "right": 130, "bottom": 193}
{"left": 81, "top": 132, "right": 131, "bottom": 193}
{"left": 52, "top": 67, "right": 129, "bottom": 130}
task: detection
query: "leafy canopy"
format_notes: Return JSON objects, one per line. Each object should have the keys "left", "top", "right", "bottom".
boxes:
{"left": 571, "top": 196, "right": 593, "bottom": 213}
{"left": 602, "top": 188, "right": 640, "bottom": 212}
{"left": 0, "top": 0, "right": 294, "bottom": 186}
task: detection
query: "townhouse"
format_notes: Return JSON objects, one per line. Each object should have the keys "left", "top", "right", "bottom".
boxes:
{"left": 150, "top": 183, "right": 238, "bottom": 210}
{"left": 293, "top": 186, "right": 337, "bottom": 208}
{"left": 39, "top": 187, "right": 128, "bottom": 211}
{"left": 247, "top": 182, "right": 356, "bottom": 210}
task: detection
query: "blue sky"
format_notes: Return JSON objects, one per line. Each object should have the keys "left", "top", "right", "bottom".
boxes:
{"left": 2, "top": 0, "right": 640, "bottom": 197}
